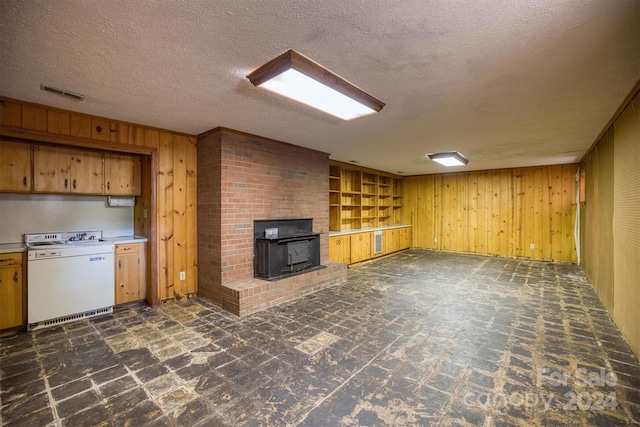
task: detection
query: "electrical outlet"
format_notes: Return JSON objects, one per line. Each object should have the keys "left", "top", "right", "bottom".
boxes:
{"left": 530, "top": 243, "right": 535, "bottom": 249}
{"left": 143, "top": 209, "right": 148, "bottom": 219}
{"left": 180, "top": 271, "right": 186, "bottom": 281}
{"left": 434, "top": 237, "right": 438, "bottom": 243}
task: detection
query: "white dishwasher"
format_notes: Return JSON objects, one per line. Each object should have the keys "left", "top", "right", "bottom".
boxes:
{"left": 26, "top": 231, "right": 115, "bottom": 330}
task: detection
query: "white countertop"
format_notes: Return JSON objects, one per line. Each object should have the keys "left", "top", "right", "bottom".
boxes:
{"left": 0, "top": 236, "right": 148, "bottom": 254}
{"left": 329, "top": 224, "right": 411, "bottom": 237}
{"left": 0, "top": 242, "right": 27, "bottom": 254}
{"left": 103, "top": 235, "right": 148, "bottom": 245}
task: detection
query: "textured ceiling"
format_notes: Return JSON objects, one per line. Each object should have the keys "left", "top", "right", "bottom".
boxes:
{"left": 1, "top": 0, "right": 638, "bottom": 175}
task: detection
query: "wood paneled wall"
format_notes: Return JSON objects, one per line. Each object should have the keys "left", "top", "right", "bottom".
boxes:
{"left": 404, "top": 164, "right": 578, "bottom": 262}
{"left": 580, "top": 129, "right": 614, "bottom": 311}
{"left": 0, "top": 97, "right": 197, "bottom": 304}
{"left": 582, "top": 92, "right": 640, "bottom": 359}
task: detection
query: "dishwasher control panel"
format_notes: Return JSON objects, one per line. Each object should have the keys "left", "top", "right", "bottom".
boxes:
{"left": 30, "top": 249, "right": 62, "bottom": 259}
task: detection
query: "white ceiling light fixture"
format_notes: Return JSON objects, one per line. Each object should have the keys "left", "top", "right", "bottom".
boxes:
{"left": 427, "top": 151, "right": 469, "bottom": 167}
{"left": 246, "top": 49, "right": 385, "bottom": 120}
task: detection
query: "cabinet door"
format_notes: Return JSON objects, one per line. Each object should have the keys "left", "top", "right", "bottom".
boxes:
{"left": 115, "top": 244, "right": 145, "bottom": 304}
{"left": 116, "top": 251, "right": 140, "bottom": 304}
{"left": 33, "top": 145, "right": 71, "bottom": 192}
{"left": 382, "top": 229, "right": 402, "bottom": 254}
{"left": 0, "top": 140, "right": 31, "bottom": 191}
{"left": 329, "top": 236, "right": 351, "bottom": 264}
{"left": 381, "top": 230, "right": 392, "bottom": 255}
{"left": 0, "top": 254, "right": 23, "bottom": 330}
{"left": 350, "top": 233, "right": 372, "bottom": 263}
{"left": 70, "top": 150, "right": 104, "bottom": 194}
{"left": 105, "top": 154, "right": 141, "bottom": 196}
{"left": 399, "top": 227, "right": 412, "bottom": 250}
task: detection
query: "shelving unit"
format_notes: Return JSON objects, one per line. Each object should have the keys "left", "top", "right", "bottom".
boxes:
{"left": 378, "top": 175, "right": 392, "bottom": 227}
{"left": 361, "top": 173, "right": 378, "bottom": 229}
{"left": 329, "top": 165, "right": 342, "bottom": 231}
{"left": 329, "top": 161, "right": 405, "bottom": 232}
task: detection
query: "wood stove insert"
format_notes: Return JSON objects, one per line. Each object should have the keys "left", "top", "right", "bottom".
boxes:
{"left": 254, "top": 219, "right": 324, "bottom": 281}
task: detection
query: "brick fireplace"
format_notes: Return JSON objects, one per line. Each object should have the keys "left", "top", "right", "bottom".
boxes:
{"left": 197, "top": 128, "right": 347, "bottom": 316}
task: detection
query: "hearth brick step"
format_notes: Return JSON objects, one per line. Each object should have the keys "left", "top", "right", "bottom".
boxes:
{"left": 220, "top": 262, "right": 347, "bottom": 316}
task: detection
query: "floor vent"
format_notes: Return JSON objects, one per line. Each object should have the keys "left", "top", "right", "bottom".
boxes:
{"left": 40, "top": 84, "right": 85, "bottom": 101}
{"left": 28, "top": 306, "right": 112, "bottom": 331}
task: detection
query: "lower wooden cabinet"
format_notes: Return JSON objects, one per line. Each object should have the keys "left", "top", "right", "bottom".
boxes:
{"left": 399, "top": 227, "right": 412, "bottom": 249}
{"left": 329, "top": 226, "right": 411, "bottom": 265}
{"left": 115, "top": 243, "right": 146, "bottom": 304}
{"left": 350, "top": 233, "right": 372, "bottom": 263}
{"left": 328, "top": 235, "right": 351, "bottom": 264}
{"left": 0, "top": 252, "right": 24, "bottom": 331}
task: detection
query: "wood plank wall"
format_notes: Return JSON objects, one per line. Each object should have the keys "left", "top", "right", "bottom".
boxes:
{"left": 0, "top": 97, "right": 197, "bottom": 304}
{"left": 582, "top": 93, "right": 640, "bottom": 359}
{"left": 611, "top": 95, "right": 640, "bottom": 359}
{"left": 580, "top": 130, "right": 615, "bottom": 311}
{"left": 404, "top": 164, "right": 578, "bottom": 262}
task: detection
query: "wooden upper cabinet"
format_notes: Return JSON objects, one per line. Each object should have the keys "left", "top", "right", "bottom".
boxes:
{"left": 33, "top": 145, "right": 71, "bottom": 193}
{"left": 0, "top": 140, "right": 31, "bottom": 192}
{"left": 1, "top": 134, "right": 140, "bottom": 197}
{"left": 105, "top": 153, "right": 141, "bottom": 196}
{"left": 70, "top": 150, "right": 104, "bottom": 194}
{"left": 34, "top": 145, "right": 105, "bottom": 194}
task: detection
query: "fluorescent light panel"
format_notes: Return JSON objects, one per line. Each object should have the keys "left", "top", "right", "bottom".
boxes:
{"left": 428, "top": 152, "right": 469, "bottom": 167}
{"left": 247, "top": 50, "right": 384, "bottom": 120}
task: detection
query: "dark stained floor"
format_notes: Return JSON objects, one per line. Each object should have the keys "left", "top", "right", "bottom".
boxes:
{"left": 2, "top": 250, "right": 640, "bottom": 426}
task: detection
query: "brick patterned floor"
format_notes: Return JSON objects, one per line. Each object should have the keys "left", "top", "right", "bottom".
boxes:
{"left": 1, "top": 250, "right": 639, "bottom": 426}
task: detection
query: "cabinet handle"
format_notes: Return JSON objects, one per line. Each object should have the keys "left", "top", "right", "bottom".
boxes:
{"left": 122, "top": 247, "right": 130, "bottom": 251}
{"left": 13, "top": 272, "right": 18, "bottom": 283}
{"left": 107, "top": 182, "right": 110, "bottom": 190}
{"left": 0, "top": 258, "right": 9, "bottom": 263}
{"left": 64, "top": 178, "right": 68, "bottom": 188}
{"left": 23, "top": 176, "right": 27, "bottom": 187}
{"left": 118, "top": 260, "right": 121, "bottom": 268}
{"left": 73, "top": 179, "right": 76, "bottom": 189}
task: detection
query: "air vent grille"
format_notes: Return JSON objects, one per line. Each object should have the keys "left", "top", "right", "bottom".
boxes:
{"left": 40, "top": 85, "right": 85, "bottom": 101}
{"left": 28, "top": 306, "right": 112, "bottom": 331}
{"left": 373, "top": 231, "right": 383, "bottom": 254}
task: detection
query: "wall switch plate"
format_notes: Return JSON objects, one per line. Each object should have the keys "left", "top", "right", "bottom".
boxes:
{"left": 530, "top": 243, "right": 535, "bottom": 249}
{"left": 434, "top": 237, "right": 438, "bottom": 243}
{"left": 180, "top": 271, "right": 186, "bottom": 280}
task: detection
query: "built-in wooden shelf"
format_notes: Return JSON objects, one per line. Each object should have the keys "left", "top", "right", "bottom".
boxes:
{"left": 329, "top": 161, "right": 404, "bottom": 232}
